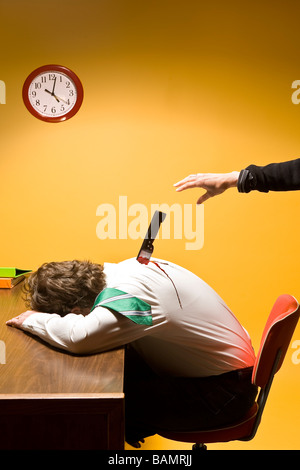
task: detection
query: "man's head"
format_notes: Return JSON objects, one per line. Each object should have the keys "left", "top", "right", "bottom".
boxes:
{"left": 23, "top": 260, "right": 106, "bottom": 316}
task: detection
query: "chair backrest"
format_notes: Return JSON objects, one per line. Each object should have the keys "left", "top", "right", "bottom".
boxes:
{"left": 252, "top": 294, "right": 300, "bottom": 388}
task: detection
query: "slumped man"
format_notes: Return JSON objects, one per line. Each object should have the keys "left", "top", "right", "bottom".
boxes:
{"left": 7, "top": 257, "right": 257, "bottom": 447}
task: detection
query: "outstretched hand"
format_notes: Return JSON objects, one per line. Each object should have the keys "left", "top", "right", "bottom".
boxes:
{"left": 174, "top": 171, "right": 239, "bottom": 204}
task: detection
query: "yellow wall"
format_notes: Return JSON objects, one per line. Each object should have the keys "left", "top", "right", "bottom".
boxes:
{"left": 1, "top": 0, "right": 300, "bottom": 450}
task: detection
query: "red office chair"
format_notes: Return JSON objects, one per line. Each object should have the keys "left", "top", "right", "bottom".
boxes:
{"left": 159, "top": 294, "right": 300, "bottom": 450}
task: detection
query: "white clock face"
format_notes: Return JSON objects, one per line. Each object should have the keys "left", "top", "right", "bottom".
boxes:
{"left": 27, "top": 71, "right": 78, "bottom": 119}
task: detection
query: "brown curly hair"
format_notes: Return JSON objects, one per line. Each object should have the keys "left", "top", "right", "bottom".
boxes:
{"left": 23, "top": 260, "right": 106, "bottom": 316}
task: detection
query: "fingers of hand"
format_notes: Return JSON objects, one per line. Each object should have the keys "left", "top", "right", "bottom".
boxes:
{"left": 174, "top": 174, "right": 201, "bottom": 191}
{"left": 6, "top": 317, "right": 21, "bottom": 327}
{"left": 6, "top": 311, "right": 35, "bottom": 328}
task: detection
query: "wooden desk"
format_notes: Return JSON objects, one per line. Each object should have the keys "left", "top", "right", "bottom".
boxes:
{"left": 0, "top": 281, "right": 125, "bottom": 450}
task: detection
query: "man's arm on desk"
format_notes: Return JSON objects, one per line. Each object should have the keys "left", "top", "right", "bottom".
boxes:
{"left": 6, "top": 307, "right": 154, "bottom": 354}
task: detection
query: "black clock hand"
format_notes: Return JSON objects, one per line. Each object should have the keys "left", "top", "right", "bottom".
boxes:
{"left": 44, "top": 88, "right": 60, "bottom": 102}
{"left": 51, "top": 76, "right": 57, "bottom": 95}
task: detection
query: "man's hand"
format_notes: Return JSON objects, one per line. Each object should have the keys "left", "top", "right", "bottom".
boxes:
{"left": 174, "top": 171, "right": 240, "bottom": 204}
{"left": 6, "top": 311, "right": 37, "bottom": 329}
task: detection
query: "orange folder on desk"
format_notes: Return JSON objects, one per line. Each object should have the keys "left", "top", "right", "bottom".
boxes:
{"left": 0, "top": 267, "right": 32, "bottom": 288}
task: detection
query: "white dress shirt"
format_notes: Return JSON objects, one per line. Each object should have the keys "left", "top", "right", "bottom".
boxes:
{"left": 22, "top": 258, "right": 255, "bottom": 377}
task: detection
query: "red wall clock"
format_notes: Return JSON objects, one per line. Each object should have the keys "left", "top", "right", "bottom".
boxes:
{"left": 22, "top": 64, "right": 84, "bottom": 123}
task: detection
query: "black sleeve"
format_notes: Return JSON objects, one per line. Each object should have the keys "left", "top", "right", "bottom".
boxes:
{"left": 238, "top": 158, "right": 300, "bottom": 193}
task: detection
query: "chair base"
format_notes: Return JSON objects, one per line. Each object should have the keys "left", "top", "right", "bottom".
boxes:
{"left": 192, "top": 443, "right": 207, "bottom": 450}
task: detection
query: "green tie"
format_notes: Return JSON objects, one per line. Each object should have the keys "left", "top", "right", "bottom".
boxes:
{"left": 91, "top": 287, "right": 152, "bottom": 326}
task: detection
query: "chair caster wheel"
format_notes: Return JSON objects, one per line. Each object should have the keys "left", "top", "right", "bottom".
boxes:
{"left": 193, "top": 443, "right": 207, "bottom": 450}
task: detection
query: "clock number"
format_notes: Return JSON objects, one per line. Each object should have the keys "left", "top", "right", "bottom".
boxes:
{"left": 49, "top": 74, "right": 56, "bottom": 80}
{"left": 35, "top": 82, "right": 41, "bottom": 89}
{"left": 51, "top": 106, "right": 56, "bottom": 114}
{"left": 36, "top": 99, "right": 40, "bottom": 106}
{"left": 66, "top": 81, "right": 70, "bottom": 88}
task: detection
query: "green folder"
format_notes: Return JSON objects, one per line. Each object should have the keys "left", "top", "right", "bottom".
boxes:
{"left": 0, "top": 267, "right": 32, "bottom": 278}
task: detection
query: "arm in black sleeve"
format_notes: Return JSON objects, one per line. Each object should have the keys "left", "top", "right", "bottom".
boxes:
{"left": 238, "top": 158, "right": 300, "bottom": 193}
